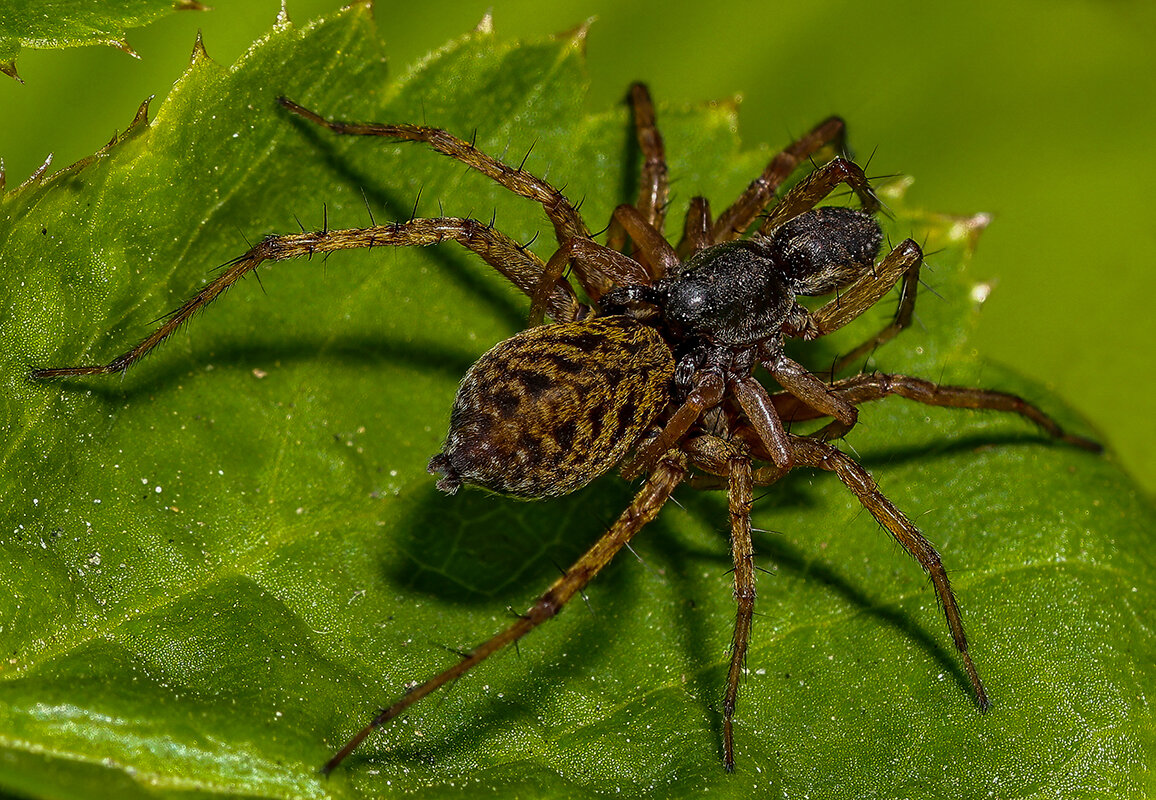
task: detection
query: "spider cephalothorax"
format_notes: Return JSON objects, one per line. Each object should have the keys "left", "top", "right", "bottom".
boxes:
{"left": 32, "top": 83, "right": 1100, "bottom": 774}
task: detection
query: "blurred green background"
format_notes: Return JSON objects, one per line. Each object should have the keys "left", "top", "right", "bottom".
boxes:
{"left": 3, "top": 0, "right": 1154, "bottom": 492}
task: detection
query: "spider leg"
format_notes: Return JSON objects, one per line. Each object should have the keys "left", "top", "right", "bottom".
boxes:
{"left": 680, "top": 433, "right": 760, "bottom": 770}
{"left": 627, "top": 82, "right": 669, "bottom": 234}
{"left": 786, "top": 239, "right": 922, "bottom": 346}
{"left": 632, "top": 365, "right": 800, "bottom": 476}
{"left": 825, "top": 245, "right": 921, "bottom": 374}
{"left": 320, "top": 453, "right": 689, "bottom": 775}
{"left": 772, "top": 372, "right": 1102, "bottom": 452}
{"left": 730, "top": 374, "right": 793, "bottom": 468}
{"left": 622, "top": 370, "right": 726, "bottom": 479}
{"left": 280, "top": 97, "right": 646, "bottom": 316}
{"left": 782, "top": 435, "right": 991, "bottom": 711}
{"left": 610, "top": 204, "right": 680, "bottom": 280}
{"left": 278, "top": 98, "right": 590, "bottom": 246}
{"left": 757, "top": 156, "right": 880, "bottom": 235}
{"left": 31, "top": 218, "right": 582, "bottom": 379}
{"left": 712, "top": 116, "right": 847, "bottom": 242}
{"left": 528, "top": 238, "right": 650, "bottom": 326}
{"left": 677, "top": 196, "right": 714, "bottom": 258}
{"left": 723, "top": 448, "right": 756, "bottom": 772}
{"left": 762, "top": 353, "right": 858, "bottom": 427}
{"left": 606, "top": 84, "right": 673, "bottom": 276}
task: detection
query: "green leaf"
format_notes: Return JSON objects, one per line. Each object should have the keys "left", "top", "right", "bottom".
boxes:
{"left": 2, "top": 6, "right": 1153, "bottom": 799}
{"left": 0, "top": 0, "right": 208, "bottom": 82}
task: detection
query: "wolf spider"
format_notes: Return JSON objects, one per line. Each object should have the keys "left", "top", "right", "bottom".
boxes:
{"left": 32, "top": 83, "right": 1100, "bottom": 773}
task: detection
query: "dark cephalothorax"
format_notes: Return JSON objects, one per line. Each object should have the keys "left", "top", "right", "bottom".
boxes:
{"left": 32, "top": 83, "right": 1100, "bottom": 775}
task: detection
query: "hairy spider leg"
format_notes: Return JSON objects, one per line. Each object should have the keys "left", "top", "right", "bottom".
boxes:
{"left": 676, "top": 431, "right": 782, "bottom": 770}
{"left": 685, "top": 386, "right": 1095, "bottom": 765}
{"left": 30, "top": 219, "right": 581, "bottom": 379}
{"left": 771, "top": 372, "right": 1103, "bottom": 453}
{"left": 622, "top": 370, "right": 727, "bottom": 479}
{"left": 544, "top": 85, "right": 674, "bottom": 308}
{"left": 321, "top": 454, "right": 689, "bottom": 775}
{"left": 712, "top": 116, "right": 848, "bottom": 242}
{"left": 607, "top": 84, "right": 670, "bottom": 255}
{"left": 724, "top": 448, "right": 756, "bottom": 773}
{"left": 627, "top": 82, "right": 669, "bottom": 234}
{"left": 609, "top": 204, "right": 680, "bottom": 280}
{"left": 677, "top": 196, "right": 713, "bottom": 257}
{"left": 758, "top": 156, "right": 881, "bottom": 235}
{"left": 787, "top": 239, "right": 924, "bottom": 371}
{"left": 528, "top": 238, "right": 652, "bottom": 326}
{"left": 762, "top": 353, "right": 858, "bottom": 428}
{"left": 690, "top": 431, "right": 991, "bottom": 714}
{"left": 822, "top": 243, "right": 922, "bottom": 375}
{"left": 730, "top": 373, "right": 793, "bottom": 467}
{"left": 277, "top": 98, "right": 590, "bottom": 244}
{"left": 277, "top": 97, "right": 639, "bottom": 306}
{"left": 634, "top": 370, "right": 798, "bottom": 479}
{"left": 749, "top": 435, "right": 992, "bottom": 712}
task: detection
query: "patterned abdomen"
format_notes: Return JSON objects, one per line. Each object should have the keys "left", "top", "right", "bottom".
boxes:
{"left": 428, "top": 316, "right": 675, "bottom": 499}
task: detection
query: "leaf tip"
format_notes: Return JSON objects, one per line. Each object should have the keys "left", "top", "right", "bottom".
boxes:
{"left": 474, "top": 11, "right": 494, "bottom": 35}
{"left": 951, "top": 211, "right": 993, "bottom": 250}
{"left": 190, "top": 29, "right": 209, "bottom": 65}
{"left": 276, "top": 0, "right": 292, "bottom": 29}
{"left": 1, "top": 57, "right": 22, "bottom": 83}
{"left": 341, "top": 0, "right": 374, "bottom": 18}
{"left": 554, "top": 17, "right": 594, "bottom": 54}
{"left": 9, "top": 96, "right": 153, "bottom": 199}
{"left": 109, "top": 97, "right": 154, "bottom": 151}
{"left": 18, "top": 153, "right": 54, "bottom": 191}
{"left": 129, "top": 96, "right": 154, "bottom": 133}
{"left": 113, "top": 39, "right": 141, "bottom": 60}
{"left": 877, "top": 175, "right": 914, "bottom": 203}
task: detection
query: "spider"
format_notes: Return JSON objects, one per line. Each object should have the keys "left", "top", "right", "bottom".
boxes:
{"left": 31, "top": 83, "right": 1101, "bottom": 774}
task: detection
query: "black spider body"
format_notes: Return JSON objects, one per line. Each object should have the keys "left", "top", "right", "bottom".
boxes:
{"left": 656, "top": 238, "right": 799, "bottom": 348}
{"left": 613, "top": 205, "right": 883, "bottom": 356}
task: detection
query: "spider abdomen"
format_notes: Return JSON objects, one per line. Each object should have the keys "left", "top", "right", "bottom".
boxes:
{"left": 428, "top": 315, "right": 675, "bottom": 499}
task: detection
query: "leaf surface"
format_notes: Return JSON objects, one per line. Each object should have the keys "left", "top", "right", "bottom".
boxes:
{"left": 1, "top": 6, "right": 1152, "bottom": 799}
{"left": 0, "top": 0, "right": 206, "bottom": 81}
